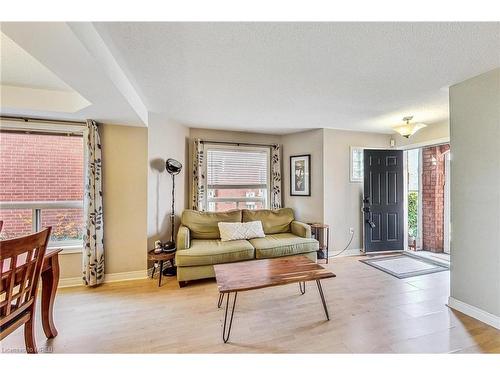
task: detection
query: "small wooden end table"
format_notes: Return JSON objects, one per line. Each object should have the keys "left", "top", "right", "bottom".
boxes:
{"left": 214, "top": 255, "right": 336, "bottom": 343}
{"left": 309, "top": 223, "right": 330, "bottom": 263}
{"left": 148, "top": 250, "right": 175, "bottom": 287}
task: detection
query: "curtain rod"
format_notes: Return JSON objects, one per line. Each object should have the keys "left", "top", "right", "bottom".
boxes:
{"left": 0, "top": 115, "right": 86, "bottom": 126}
{"left": 0, "top": 129, "right": 83, "bottom": 137}
{"left": 200, "top": 140, "right": 275, "bottom": 148}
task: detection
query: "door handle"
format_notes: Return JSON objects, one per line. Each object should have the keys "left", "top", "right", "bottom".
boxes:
{"left": 366, "top": 219, "right": 376, "bottom": 229}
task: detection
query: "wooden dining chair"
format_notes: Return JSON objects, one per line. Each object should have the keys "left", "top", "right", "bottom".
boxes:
{"left": 0, "top": 227, "right": 51, "bottom": 353}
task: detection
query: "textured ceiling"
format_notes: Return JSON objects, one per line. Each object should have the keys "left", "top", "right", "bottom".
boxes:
{"left": 96, "top": 22, "right": 500, "bottom": 133}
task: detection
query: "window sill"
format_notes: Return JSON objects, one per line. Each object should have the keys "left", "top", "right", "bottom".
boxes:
{"left": 48, "top": 245, "right": 83, "bottom": 255}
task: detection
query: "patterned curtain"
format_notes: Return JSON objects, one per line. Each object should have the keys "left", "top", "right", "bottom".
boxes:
{"left": 270, "top": 144, "right": 282, "bottom": 209}
{"left": 191, "top": 139, "right": 207, "bottom": 211}
{"left": 83, "top": 120, "right": 104, "bottom": 286}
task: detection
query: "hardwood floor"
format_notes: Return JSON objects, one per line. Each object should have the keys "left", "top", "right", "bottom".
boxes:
{"left": 2, "top": 255, "right": 499, "bottom": 353}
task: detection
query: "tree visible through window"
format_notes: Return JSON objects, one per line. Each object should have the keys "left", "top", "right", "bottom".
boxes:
{"left": 0, "top": 131, "right": 84, "bottom": 247}
{"left": 206, "top": 146, "right": 270, "bottom": 212}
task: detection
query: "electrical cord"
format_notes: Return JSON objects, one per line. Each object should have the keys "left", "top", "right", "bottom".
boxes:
{"left": 329, "top": 230, "right": 355, "bottom": 258}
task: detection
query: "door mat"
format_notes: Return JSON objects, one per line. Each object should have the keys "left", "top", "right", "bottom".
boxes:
{"left": 359, "top": 253, "right": 449, "bottom": 279}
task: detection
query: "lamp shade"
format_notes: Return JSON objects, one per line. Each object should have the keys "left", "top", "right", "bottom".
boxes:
{"left": 393, "top": 123, "right": 426, "bottom": 138}
{"left": 166, "top": 158, "right": 182, "bottom": 175}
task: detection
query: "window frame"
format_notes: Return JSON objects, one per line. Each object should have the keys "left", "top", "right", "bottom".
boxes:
{"left": 0, "top": 121, "right": 85, "bottom": 253}
{"left": 204, "top": 144, "right": 271, "bottom": 212}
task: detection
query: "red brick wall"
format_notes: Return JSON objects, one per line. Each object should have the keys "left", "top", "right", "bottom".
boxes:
{"left": 422, "top": 144, "right": 450, "bottom": 252}
{"left": 211, "top": 188, "right": 265, "bottom": 211}
{"left": 0, "top": 133, "right": 84, "bottom": 239}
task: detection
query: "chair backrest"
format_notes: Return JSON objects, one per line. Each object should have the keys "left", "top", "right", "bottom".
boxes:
{"left": 0, "top": 227, "right": 51, "bottom": 326}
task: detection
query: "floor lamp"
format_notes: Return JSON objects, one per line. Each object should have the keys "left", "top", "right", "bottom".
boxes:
{"left": 162, "top": 158, "right": 182, "bottom": 275}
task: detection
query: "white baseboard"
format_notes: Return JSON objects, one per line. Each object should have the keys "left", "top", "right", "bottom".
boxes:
{"left": 448, "top": 297, "right": 500, "bottom": 330}
{"left": 58, "top": 277, "right": 84, "bottom": 288}
{"left": 104, "top": 270, "right": 148, "bottom": 283}
{"left": 328, "top": 248, "right": 364, "bottom": 258}
{"left": 58, "top": 270, "right": 148, "bottom": 288}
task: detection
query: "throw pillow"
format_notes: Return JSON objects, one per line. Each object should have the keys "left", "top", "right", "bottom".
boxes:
{"left": 218, "top": 221, "right": 265, "bottom": 242}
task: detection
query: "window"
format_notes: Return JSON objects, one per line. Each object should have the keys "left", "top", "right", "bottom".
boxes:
{"left": 407, "top": 148, "right": 421, "bottom": 244}
{"left": 350, "top": 146, "right": 364, "bottom": 182}
{"left": 206, "top": 146, "right": 270, "bottom": 212}
{"left": 0, "top": 129, "right": 84, "bottom": 249}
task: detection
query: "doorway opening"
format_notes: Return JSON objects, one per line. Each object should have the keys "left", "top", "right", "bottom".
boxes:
{"left": 405, "top": 143, "right": 450, "bottom": 265}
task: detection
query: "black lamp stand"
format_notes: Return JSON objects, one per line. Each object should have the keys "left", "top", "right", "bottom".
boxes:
{"left": 162, "top": 158, "right": 182, "bottom": 276}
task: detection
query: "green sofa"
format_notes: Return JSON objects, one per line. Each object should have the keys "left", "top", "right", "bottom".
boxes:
{"left": 175, "top": 208, "right": 319, "bottom": 286}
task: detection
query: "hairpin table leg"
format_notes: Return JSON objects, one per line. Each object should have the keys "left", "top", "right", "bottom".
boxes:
{"left": 222, "top": 292, "right": 237, "bottom": 343}
{"left": 217, "top": 292, "right": 225, "bottom": 308}
{"left": 316, "top": 279, "right": 330, "bottom": 320}
{"left": 299, "top": 281, "right": 306, "bottom": 295}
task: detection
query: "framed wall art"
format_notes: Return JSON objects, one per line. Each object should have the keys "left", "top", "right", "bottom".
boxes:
{"left": 290, "top": 154, "right": 311, "bottom": 196}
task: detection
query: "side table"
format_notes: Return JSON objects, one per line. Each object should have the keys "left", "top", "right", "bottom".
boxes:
{"left": 148, "top": 250, "right": 176, "bottom": 287}
{"left": 309, "top": 223, "right": 330, "bottom": 264}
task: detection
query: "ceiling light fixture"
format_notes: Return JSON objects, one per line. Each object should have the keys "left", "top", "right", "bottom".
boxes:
{"left": 393, "top": 116, "right": 427, "bottom": 138}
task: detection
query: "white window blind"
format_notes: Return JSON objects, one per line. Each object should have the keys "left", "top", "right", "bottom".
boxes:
{"left": 206, "top": 147, "right": 270, "bottom": 212}
{"left": 207, "top": 149, "right": 268, "bottom": 187}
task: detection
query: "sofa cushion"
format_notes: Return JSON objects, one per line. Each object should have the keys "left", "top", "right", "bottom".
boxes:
{"left": 175, "top": 239, "right": 255, "bottom": 267}
{"left": 249, "top": 233, "right": 319, "bottom": 259}
{"left": 181, "top": 209, "right": 242, "bottom": 239}
{"left": 242, "top": 208, "right": 294, "bottom": 234}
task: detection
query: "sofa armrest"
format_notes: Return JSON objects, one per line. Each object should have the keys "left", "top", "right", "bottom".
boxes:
{"left": 177, "top": 225, "right": 191, "bottom": 250}
{"left": 291, "top": 221, "right": 312, "bottom": 238}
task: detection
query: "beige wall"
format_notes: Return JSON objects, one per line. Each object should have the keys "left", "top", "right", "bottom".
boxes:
{"left": 394, "top": 120, "right": 450, "bottom": 148}
{"left": 449, "top": 68, "right": 500, "bottom": 319}
{"left": 58, "top": 252, "right": 83, "bottom": 279}
{"left": 282, "top": 129, "right": 324, "bottom": 223}
{"left": 148, "top": 115, "right": 190, "bottom": 249}
{"left": 102, "top": 124, "right": 148, "bottom": 274}
{"left": 59, "top": 123, "right": 148, "bottom": 279}
{"left": 323, "top": 129, "right": 391, "bottom": 251}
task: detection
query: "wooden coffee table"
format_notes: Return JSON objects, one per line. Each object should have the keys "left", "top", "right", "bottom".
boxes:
{"left": 213, "top": 255, "right": 336, "bottom": 343}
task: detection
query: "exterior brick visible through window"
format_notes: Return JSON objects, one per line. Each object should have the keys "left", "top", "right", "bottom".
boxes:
{"left": 0, "top": 132, "right": 84, "bottom": 242}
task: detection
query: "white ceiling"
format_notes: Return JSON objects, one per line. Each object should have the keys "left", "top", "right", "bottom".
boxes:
{"left": 1, "top": 32, "right": 72, "bottom": 91}
{"left": 0, "top": 22, "right": 146, "bottom": 126}
{"left": 0, "top": 31, "right": 91, "bottom": 113}
{"left": 1, "top": 22, "right": 499, "bottom": 133}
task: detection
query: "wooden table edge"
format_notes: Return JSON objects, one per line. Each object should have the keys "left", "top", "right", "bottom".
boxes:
{"left": 216, "top": 272, "right": 336, "bottom": 294}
